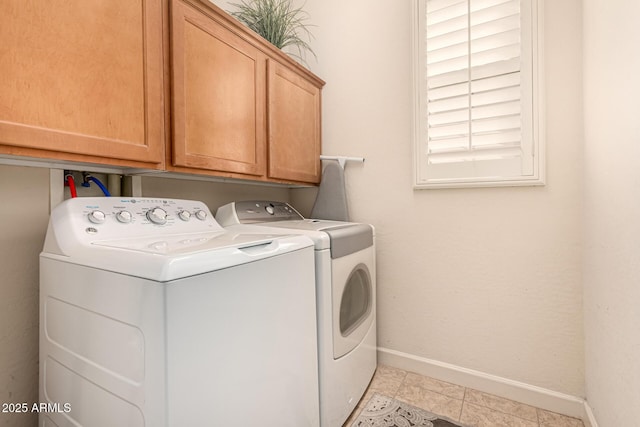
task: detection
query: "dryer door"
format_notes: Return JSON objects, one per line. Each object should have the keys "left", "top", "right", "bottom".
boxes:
{"left": 331, "top": 246, "right": 375, "bottom": 359}
{"left": 339, "top": 265, "right": 371, "bottom": 336}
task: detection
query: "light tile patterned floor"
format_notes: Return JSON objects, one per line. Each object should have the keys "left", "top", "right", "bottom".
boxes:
{"left": 344, "top": 365, "right": 584, "bottom": 427}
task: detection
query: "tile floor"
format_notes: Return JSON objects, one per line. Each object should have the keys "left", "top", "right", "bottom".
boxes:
{"left": 344, "top": 365, "right": 584, "bottom": 427}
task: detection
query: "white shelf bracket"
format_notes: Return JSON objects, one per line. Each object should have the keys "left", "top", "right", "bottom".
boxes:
{"left": 319, "top": 155, "right": 365, "bottom": 169}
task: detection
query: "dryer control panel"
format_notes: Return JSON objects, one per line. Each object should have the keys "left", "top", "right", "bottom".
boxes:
{"left": 219, "top": 201, "right": 304, "bottom": 224}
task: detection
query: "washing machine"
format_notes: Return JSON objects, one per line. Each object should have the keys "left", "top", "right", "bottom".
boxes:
{"left": 39, "top": 197, "right": 319, "bottom": 427}
{"left": 216, "top": 201, "right": 377, "bottom": 427}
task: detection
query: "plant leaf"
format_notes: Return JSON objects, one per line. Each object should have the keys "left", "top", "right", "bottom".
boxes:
{"left": 229, "top": 0, "right": 316, "bottom": 64}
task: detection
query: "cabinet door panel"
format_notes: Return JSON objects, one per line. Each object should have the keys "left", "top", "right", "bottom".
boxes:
{"left": 0, "top": 0, "right": 164, "bottom": 165}
{"left": 268, "top": 61, "right": 321, "bottom": 184}
{"left": 171, "top": 0, "right": 266, "bottom": 176}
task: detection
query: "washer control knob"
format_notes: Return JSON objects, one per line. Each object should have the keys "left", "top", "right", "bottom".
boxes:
{"left": 115, "top": 210, "right": 133, "bottom": 223}
{"left": 87, "top": 210, "right": 106, "bottom": 224}
{"left": 178, "top": 210, "right": 191, "bottom": 221}
{"left": 265, "top": 205, "right": 275, "bottom": 215}
{"left": 194, "top": 210, "right": 207, "bottom": 221}
{"left": 146, "top": 207, "right": 168, "bottom": 225}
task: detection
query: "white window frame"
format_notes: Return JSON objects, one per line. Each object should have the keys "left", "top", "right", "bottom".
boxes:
{"left": 413, "top": 0, "right": 545, "bottom": 189}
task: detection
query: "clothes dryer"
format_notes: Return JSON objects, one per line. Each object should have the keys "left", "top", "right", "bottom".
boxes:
{"left": 39, "top": 197, "right": 319, "bottom": 427}
{"left": 216, "top": 201, "right": 377, "bottom": 427}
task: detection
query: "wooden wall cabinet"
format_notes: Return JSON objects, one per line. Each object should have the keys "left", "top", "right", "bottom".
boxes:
{"left": 170, "top": 0, "right": 267, "bottom": 177}
{"left": 0, "top": 0, "right": 165, "bottom": 168}
{"left": 268, "top": 61, "right": 322, "bottom": 184}
{"left": 170, "top": 0, "right": 324, "bottom": 185}
{"left": 0, "top": 0, "right": 324, "bottom": 185}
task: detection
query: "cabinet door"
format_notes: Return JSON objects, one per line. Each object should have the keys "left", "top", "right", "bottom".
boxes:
{"left": 171, "top": 0, "right": 266, "bottom": 176}
{"left": 0, "top": 0, "right": 164, "bottom": 166}
{"left": 267, "top": 60, "right": 322, "bottom": 184}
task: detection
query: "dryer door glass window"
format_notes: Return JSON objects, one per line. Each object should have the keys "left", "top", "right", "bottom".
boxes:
{"left": 340, "top": 265, "right": 371, "bottom": 336}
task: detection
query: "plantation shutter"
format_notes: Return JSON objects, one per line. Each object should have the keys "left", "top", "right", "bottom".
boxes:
{"left": 416, "top": 0, "right": 539, "bottom": 187}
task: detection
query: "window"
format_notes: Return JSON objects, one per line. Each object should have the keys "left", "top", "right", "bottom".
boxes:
{"left": 339, "top": 266, "right": 372, "bottom": 336}
{"left": 413, "top": 0, "right": 543, "bottom": 189}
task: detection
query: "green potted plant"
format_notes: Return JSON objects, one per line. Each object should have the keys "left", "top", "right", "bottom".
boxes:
{"left": 228, "top": 0, "right": 316, "bottom": 64}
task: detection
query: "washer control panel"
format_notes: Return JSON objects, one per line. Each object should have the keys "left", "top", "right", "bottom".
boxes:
{"left": 53, "top": 197, "right": 222, "bottom": 241}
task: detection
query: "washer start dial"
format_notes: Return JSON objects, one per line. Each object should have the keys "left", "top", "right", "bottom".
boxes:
{"left": 146, "top": 207, "right": 168, "bottom": 225}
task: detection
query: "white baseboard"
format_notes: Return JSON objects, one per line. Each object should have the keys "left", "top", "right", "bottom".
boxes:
{"left": 378, "top": 347, "right": 592, "bottom": 423}
{"left": 582, "top": 401, "right": 599, "bottom": 427}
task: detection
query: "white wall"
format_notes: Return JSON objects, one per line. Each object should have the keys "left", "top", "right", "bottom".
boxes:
{"left": 583, "top": 0, "right": 640, "bottom": 424}
{"left": 0, "top": 165, "right": 50, "bottom": 427}
{"left": 299, "top": 0, "right": 585, "bottom": 396}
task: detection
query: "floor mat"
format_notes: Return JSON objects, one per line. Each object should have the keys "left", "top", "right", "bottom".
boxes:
{"left": 351, "top": 393, "right": 468, "bottom": 427}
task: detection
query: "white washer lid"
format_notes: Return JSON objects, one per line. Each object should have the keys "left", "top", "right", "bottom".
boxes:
{"left": 42, "top": 232, "right": 312, "bottom": 282}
